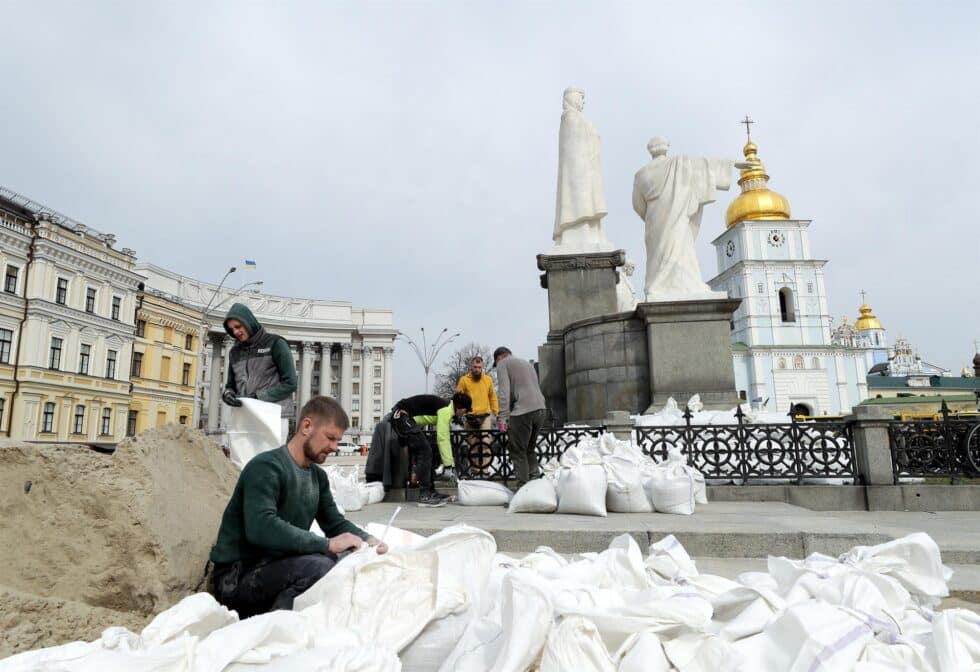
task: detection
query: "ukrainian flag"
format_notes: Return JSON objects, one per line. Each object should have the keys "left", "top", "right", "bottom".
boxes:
{"left": 244, "top": 260, "right": 257, "bottom": 269}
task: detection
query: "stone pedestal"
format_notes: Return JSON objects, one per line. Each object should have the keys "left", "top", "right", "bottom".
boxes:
{"left": 537, "top": 250, "right": 625, "bottom": 425}
{"left": 637, "top": 298, "right": 742, "bottom": 412}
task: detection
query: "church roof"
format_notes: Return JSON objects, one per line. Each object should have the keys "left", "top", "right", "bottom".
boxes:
{"left": 725, "top": 136, "right": 791, "bottom": 228}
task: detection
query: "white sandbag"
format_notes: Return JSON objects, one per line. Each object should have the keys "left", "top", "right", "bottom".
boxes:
{"left": 538, "top": 616, "right": 616, "bottom": 672}
{"left": 226, "top": 398, "right": 285, "bottom": 469}
{"left": 603, "top": 456, "right": 652, "bottom": 513}
{"left": 733, "top": 599, "right": 873, "bottom": 671}
{"left": 663, "top": 632, "right": 744, "bottom": 672}
{"left": 140, "top": 592, "right": 238, "bottom": 647}
{"left": 839, "top": 532, "right": 953, "bottom": 602}
{"left": 400, "top": 611, "right": 472, "bottom": 672}
{"left": 359, "top": 481, "right": 386, "bottom": 506}
{"left": 507, "top": 479, "right": 558, "bottom": 514}
{"left": 556, "top": 464, "right": 608, "bottom": 517}
{"left": 458, "top": 480, "right": 513, "bottom": 506}
{"left": 322, "top": 465, "right": 363, "bottom": 512}
{"left": 932, "top": 608, "right": 980, "bottom": 671}
{"left": 614, "top": 631, "right": 672, "bottom": 672}
{"left": 692, "top": 471, "right": 708, "bottom": 505}
{"left": 644, "top": 447, "right": 699, "bottom": 515}
{"left": 193, "top": 609, "right": 314, "bottom": 670}
{"left": 645, "top": 534, "right": 698, "bottom": 582}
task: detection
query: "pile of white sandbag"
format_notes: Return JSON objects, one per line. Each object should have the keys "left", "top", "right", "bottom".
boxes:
{"left": 476, "top": 432, "right": 706, "bottom": 516}
{"left": 8, "top": 527, "right": 976, "bottom": 671}
{"left": 321, "top": 464, "right": 386, "bottom": 513}
{"left": 634, "top": 395, "right": 787, "bottom": 427}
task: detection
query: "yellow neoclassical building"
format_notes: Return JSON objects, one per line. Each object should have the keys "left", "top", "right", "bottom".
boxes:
{"left": 129, "top": 287, "right": 202, "bottom": 434}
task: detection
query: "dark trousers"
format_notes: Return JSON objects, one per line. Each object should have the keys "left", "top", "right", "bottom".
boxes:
{"left": 391, "top": 414, "right": 434, "bottom": 491}
{"left": 212, "top": 553, "right": 335, "bottom": 618}
{"left": 507, "top": 409, "right": 546, "bottom": 487}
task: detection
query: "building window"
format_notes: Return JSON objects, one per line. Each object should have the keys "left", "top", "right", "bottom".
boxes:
{"left": 373, "top": 399, "right": 381, "bottom": 412}
{"left": 73, "top": 405, "right": 85, "bottom": 434}
{"left": 49, "top": 337, "right": 63, "bottom": 370}
{"left": 55, "top": 278, "right": 68, "bottom": 304}
{"left": 353, "top": 365, "right": 360, "bottom": 378}
{"left": 161, "top": 356, "right": 171, "bottom": 382}
{"left": 739, "top": 390, "right": 747, "bottom": 401}
{"left": 811, "top": 357, "right": 820, "bottom": 369}
{"left": 101, "top": 408, "right": 112, "bottom": 435}
{"left": 131, "top": 351, "right": 143, "bottom": 377}
{"left": 182, "top": 362, "right": 191, "bottom": 386}
{"left": 353, "top": 350, "right": 361, "bottom": 362}
{"left": 353, "top": 382, "right": 360, "bottom": 395}
{"left": 41, "top": 402, "right": 55, "bottom": 433}
{"left": 184, "top": 333, "right": 193, "bottom": 350}
{"left": 79, "top": 344, "right": 91, "bottom": 375}
{"left": 757, "top": 282, "right": 764, "bottom": 294}
{"left": 778, "top": 287, "right": 796, "bottom": 323}
{"left": 793, "top": 355, "right": 804, "bottom": 369}
{"left": 0, "top": 398, "right": 4, "bottom": 426}
{"left": 126, "top": 410, "right": 137, "bottom": 437}
{"left": 179, "top": 415, "right": 188, "bottom": 425}
{"left": 105, "top": 349, "right": 117, "bottom": 379}
{"left": 352, "top": 399, "right": 360, "bottom": 411}
{"left": 373, "top": 382, "right": 381, "bottom": 395}
{"left": 0, "top": 328, "right": 11, "bottom": 364}
{"left": 373, "top": 349, "right": 382, "bottom": 362}
{"left": 136, "top": 319, "right": 146, "bottom": 337}
{"left": 351, "top": 415, "right": 359, "bottom": 428}
{"left": 331, "top": 383, "right": 338, "bottom": 396}
{"left": 373, "top": 415, "right": 381, "bottom": 424}
{"left": 85, "top": 288, "right": 96, "bottom": 313}
{"left": 875, "top": 333, "right": 881, "bottom": 346}
{"left": 373, "top": 366, "right": 381, "bottom": 378}
{"left": 807, "top": 281, "right": 814, "bottom": 294}
{"left": 111, "top": 296, "right": 121, "bottom": 320}
{"left": 4, "top": 265, "right": 19, "bottom": 293}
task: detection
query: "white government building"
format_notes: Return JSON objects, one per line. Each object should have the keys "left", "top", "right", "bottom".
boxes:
{"left": 137, "top": 264, "right": 397, "bottom": 440}
{"left": 709, "top": 137, "right": 889, "bottom": 416}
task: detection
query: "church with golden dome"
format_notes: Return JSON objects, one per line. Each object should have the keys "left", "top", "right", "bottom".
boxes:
{"left": 708, "top": 129, "right": 890, "bottom": 416}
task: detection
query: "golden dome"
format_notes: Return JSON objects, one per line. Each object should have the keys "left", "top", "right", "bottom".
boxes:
{"left": 725, "top": 139, "right": 791, "bottom": 228}
{"left": 854, "top": 304, "right": 883, "bottom": 331}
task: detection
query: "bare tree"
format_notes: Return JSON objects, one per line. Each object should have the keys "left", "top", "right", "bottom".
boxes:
{"left": 433, "top": 342, "right": 495, "bottom": 399}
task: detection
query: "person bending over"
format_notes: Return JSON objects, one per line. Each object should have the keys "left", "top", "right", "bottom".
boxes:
{"left": 210, "top": 396, "right": 387, "bottom": 617}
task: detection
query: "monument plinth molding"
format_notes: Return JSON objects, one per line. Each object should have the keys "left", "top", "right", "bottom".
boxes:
{"left": 636, "top": 298, "right": 742, "bottom": 412}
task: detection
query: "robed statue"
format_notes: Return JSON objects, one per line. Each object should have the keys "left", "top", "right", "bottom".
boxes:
{"left": 633, "top": 136, "right": 733, "bottom": 301}
{"left": 552, "top": 88, "right": 613, "bottom": 253}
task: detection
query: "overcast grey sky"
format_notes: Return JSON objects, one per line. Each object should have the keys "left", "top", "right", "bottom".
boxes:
{"left": 1, "top": 1, "right": 978, "bottom": 399}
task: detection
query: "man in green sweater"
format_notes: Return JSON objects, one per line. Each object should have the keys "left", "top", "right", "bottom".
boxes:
{"left": 222, "top": 302, "right": 298, "bottom": 441}
{"left": 210, "top": 395, "right": 388, "bottom": 617}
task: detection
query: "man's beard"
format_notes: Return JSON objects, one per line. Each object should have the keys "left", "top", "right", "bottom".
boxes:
{"left": 470, "top": 372, "right": 482, "bottom": 380}
{"left": 303, "top": 436, "right": 326, "bottom": 464}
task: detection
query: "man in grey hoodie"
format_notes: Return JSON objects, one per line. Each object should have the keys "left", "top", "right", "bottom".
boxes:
{"left": 492, "top": 347, "right": 547, "bottom": 488}
{"left": 222, "top": 303, "right": 299, "bottom": 439}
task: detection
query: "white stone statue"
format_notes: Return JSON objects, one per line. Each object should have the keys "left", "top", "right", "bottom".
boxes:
{"left": 632, "top": 136, "right": 734, "bottom": 301}
{"left": 551, "top": 88, "right": 613, "bottom": 254}
{"left": 616, "top": 260, "right": 639, "bottom": 312}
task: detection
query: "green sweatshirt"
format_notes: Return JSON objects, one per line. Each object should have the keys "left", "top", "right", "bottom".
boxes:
{"left": 210, "top": 446, "right": 367, "bottom": 564}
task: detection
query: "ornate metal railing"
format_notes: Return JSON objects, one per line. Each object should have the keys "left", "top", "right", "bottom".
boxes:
{"left": 634, "top": 406, "right": 858, "bottom": 483}
{"left": 888, "top": 402, "right": 980, "bottom": 483}
{"left": 443, "top": 426, "right": 605, "bottom": 481}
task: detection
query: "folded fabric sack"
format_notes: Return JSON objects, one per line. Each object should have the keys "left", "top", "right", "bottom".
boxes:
{"left": 507, "top": 479, "right": 559, "bottom": 514}
{"left": 458, "top": 480, "right": 513, "bottom": 506}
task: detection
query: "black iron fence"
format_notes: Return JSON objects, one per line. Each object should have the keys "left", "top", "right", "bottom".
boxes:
{"left": 634, "top": 406, "right": 857, "bottom": 484}
{"left": 887, "top": 402, "right": 980, "bottom": 483}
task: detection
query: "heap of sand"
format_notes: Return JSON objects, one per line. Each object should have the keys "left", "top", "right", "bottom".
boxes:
{"left": 0, "top": 425, "right": 238, "bottom": 658}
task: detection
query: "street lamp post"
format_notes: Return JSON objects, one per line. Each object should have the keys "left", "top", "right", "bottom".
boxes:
{"left": 397, "top": 327, "right": 460, "bottom": 393}
{"left": 191, "top": 266, "right": 236, "bottom": 429}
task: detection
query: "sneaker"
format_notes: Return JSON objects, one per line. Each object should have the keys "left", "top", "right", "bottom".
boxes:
{"left": 418, "top": 492, "right": 447, "bottom": 508}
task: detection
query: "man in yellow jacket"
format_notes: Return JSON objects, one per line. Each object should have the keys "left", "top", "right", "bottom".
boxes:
{"left": 455, "top": 355, "right": 499, "bottom": 476}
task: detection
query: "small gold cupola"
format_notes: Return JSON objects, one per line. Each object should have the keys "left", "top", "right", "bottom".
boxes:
{"left": 854, "top": 303, "right": 883, "bottom": 331}
{"left": 725, "top": 117, "right": 791, "bottom": 228}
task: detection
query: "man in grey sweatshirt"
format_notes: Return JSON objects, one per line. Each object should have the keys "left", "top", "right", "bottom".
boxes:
{"left": 492, "top": 347, "right": 547, "bottom": 488}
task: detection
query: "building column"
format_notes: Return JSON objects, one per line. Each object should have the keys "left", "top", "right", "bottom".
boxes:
{"left": 207, "top": 334, "right": 223, "bottom": 432}
{"left": 220, "top": 336, "right": 234, "bottom": 428}
{"left": 340, "top": 343, "right": 353, "bottom": 412}
{"left": 319, "top": 342, "right": 333, "bottom": 397}
{"left": 382, "top": 346, "right": 394, "bottom": 413}
{"left": 361, "top": 345, "right": 374, "bottom": 432}
{"left": 300, "top": 341, "right": 315, "bottom": 408}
